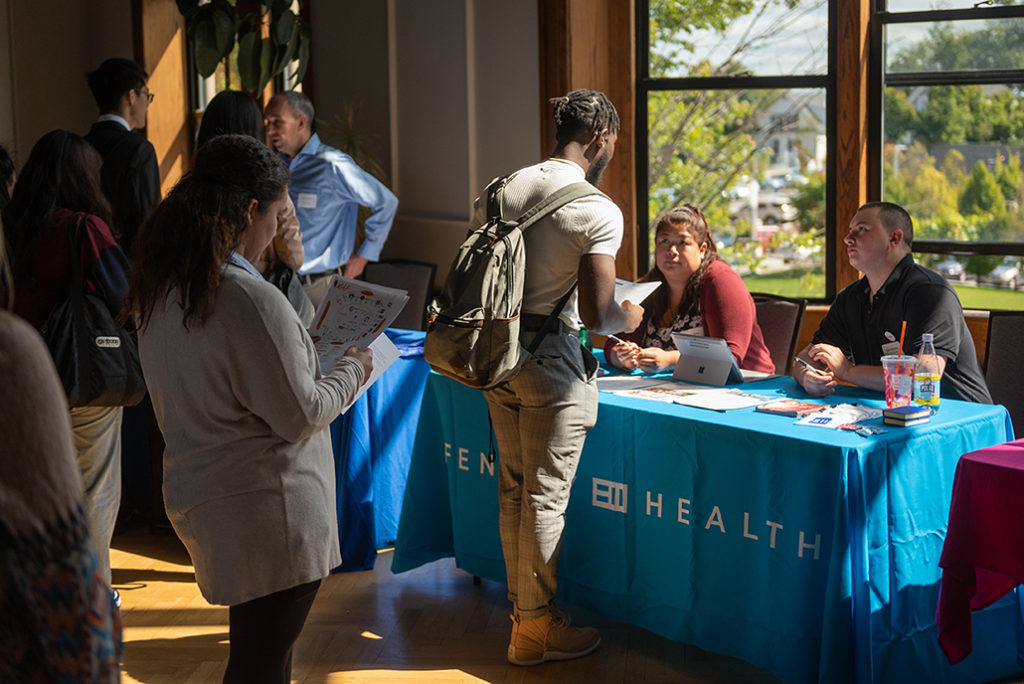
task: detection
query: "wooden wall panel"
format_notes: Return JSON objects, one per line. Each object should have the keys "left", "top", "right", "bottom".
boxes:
{"left": 797, "top": 306, "right": 990, "bottom": 368}
{"left": 539, "top": 0, "right": 637, "bottom": 280}
{"left": 134, "top": 0, "right": 192, "bottom": 195}
{"left": 834, "top": 0, "right": 870, "bottom": 289}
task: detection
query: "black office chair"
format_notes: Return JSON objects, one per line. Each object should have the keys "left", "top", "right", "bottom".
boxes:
{"left": 361, "top": 259, "right": 437, "bottom": 331}
{"left": 751, "top": 293, "right": 807, "bottom": 376}
{"left": 984, "top": 310, "right": 1024, "bottom": 436}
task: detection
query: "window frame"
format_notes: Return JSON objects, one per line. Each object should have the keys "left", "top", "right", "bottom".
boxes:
{"left": 872, "top": 1, "right": 1024, "bottom": 259}
{"left": 635, "top": 1, "right": 838, "bottom": 300}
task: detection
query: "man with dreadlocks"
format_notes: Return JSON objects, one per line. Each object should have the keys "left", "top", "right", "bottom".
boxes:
{"left": 477, "top": 89, "right": 644, "bottom": 666}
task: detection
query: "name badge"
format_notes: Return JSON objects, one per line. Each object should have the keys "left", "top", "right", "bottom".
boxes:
{"left": 297, "top": 192, "right": 317, "bottom": 209}
{"left": 881, "top": 340, "right": 900, "bottom": 356}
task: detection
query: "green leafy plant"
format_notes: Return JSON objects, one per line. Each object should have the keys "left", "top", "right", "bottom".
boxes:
{"left": 176, "top": 0, "right": 310, "bottom": 95}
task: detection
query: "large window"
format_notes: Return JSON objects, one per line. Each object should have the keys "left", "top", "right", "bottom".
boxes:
{"left": 879, "top": 1, "right": 1024, "bottom": 309}
{"left": 639, "top": 0, "right": 831, "bottom": 299}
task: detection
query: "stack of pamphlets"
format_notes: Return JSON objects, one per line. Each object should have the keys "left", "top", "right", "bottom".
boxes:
{"left": 882, "top": 405, "right": 931, "bottom": 427}
{"left": 308, "top": 275, "right": 409, "bottom": 413}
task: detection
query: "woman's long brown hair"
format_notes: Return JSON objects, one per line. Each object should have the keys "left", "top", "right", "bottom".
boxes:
{"left": 124, "top": 134, "right": 289, "bottom": 330}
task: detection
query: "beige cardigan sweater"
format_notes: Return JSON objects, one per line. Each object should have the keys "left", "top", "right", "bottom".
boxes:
{"left": 139, "top": 265, "right": 364, "bottom": 605}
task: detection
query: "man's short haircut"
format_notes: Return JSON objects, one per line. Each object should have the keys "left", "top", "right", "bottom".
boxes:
{"left": 273, "top": 91, "right": 315, "bottom": 130}
{"left": 87, "top": 58, "right": 148, "bottom": 113}
{"left": 550, "top": 89, "right": 620, "bottom": 148}
{"left": 860, "top": 200, "right": 914, "bottom": 248}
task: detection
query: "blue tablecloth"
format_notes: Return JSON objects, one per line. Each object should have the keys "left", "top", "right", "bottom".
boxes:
{"left": 392, "top": 363, "right": 1021, "bottom": 684}
{"left": 331, "top": 328, "right": 428, "bottom": 571}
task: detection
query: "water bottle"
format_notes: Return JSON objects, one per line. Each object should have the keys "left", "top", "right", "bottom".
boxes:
{"left": 913, "top": 333, "right": 941, "bottom": 413}
{"left": 578, "top": 326, "right": 592, "bottom": 350}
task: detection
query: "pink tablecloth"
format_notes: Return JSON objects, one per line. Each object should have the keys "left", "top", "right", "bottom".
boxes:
{"left": 937, "top": 438, "right": 1024, "bottom": 664}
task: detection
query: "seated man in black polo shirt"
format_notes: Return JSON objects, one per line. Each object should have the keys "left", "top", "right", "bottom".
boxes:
{"left": 794, "top": 201, "right": 991, "bottom": 403}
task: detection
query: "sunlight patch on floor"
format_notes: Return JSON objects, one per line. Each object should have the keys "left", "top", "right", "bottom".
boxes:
{"left": 323, "top": 670, "right": 491, "bottom": 683}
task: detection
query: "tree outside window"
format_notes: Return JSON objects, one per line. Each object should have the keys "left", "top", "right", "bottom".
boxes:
{"left": 642, "top": 0, "right": 829, "bottom": 299}
{"left": 882, "top": 6, "right": 1024, "bottom": 309}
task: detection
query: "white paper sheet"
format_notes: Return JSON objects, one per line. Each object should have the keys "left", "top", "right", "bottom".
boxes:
{"left": 669, "top": 388, "right": 776, "bottom": 411}
{"left": 595, "top": 375, "right": 667, "bottom": 392}
{"left": 614, "top": 278, "right": 661, "bottom": 306}
{"left": 338, "top": 334, "right": 401, "bottom": 414}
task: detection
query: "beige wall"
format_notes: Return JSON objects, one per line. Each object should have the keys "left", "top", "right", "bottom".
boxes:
{"left": 311, "top": 0, "right": 540, "bottom": 281}
{"left": 308, "top": 1, "right": 392, "bottom": 184}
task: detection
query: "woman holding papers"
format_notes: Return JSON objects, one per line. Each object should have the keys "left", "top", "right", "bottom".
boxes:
{"left": 605, "top": 204, "right": 773, "bottom": 374}
{"left": 126, "top": 135, "right": 372, "bottom": 683}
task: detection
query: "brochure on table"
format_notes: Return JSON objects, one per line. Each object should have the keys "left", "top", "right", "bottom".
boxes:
{"left": 794, "top": 404, "right": 883, "bottom": 428}
{"left": 308, "top": 275, "right": 409, "bottom": 413}
{"left": 597, "top": 376, "right": 775, "bottom": 411}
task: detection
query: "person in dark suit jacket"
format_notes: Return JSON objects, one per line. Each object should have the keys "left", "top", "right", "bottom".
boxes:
{"left": 85, "top": 58, "right": 161, "bottom": 254}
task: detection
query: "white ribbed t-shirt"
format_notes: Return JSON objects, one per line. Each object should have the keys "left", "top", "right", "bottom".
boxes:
{"left": 492, "top": 158, "right": 623, "bottom": 329}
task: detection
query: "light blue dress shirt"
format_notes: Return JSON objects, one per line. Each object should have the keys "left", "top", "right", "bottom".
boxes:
{"left": 282, "top": 133, "right": 398, "bottom": 274}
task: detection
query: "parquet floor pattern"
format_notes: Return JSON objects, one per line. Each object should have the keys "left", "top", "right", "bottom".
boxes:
{"left": 111, "top": 528, "right": 782, "bottom": 683}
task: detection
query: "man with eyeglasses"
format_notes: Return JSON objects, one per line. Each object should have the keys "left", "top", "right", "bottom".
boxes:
{"left": 85, "top": 57, "right": 161, "bottom": 254}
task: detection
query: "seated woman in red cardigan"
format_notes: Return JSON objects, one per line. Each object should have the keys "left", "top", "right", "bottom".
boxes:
{"left": 604, "top": 204, "right": 774, "bottom": 374}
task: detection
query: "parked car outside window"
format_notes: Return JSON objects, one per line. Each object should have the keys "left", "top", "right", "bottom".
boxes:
{"left": 981, "top": 257, "right": 1021, "bottom": 289}
{"left": 935, "top": 258, "right": 965, "bottom": 281}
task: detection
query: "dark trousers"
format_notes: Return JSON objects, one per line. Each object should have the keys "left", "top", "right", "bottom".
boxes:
{"left": 223, "top": 579, "right": 321, "bottom": 684}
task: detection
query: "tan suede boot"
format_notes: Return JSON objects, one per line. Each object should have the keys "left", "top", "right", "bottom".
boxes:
{"left": 507, "top": 610, "right": 601, "bottom": 665}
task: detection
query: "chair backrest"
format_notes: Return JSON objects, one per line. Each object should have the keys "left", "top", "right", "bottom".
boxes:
{"left": 751, "top": 293, "right": 806, "bottom": 376}
{"left": 361, "top": 259, "right": 437, "bottom": 331}
{"left": 984, "top": 310, "right": 1024, "bottom": 435}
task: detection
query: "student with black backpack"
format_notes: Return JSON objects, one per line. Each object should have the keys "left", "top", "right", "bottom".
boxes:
{"left": 431, "top": 89, "right": 643, "bottom": 666}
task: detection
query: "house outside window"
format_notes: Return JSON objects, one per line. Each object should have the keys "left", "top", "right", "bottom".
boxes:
{"left": 639, "top": 0, "right": 832, "bottom": 299}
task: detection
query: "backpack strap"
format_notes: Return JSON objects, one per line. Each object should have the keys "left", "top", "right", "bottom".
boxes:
{"left": 514, "top": 181, "right": 601, "bottom": 230}
{"left": 485, "top": 177, "right": 603, "bottom": 355}
{"left": 525, "top": 282, "right": 577, "bottom": 354}
{"left": 514, "top": 182, "right": 603, "bottom": 353}
{"left": 487, "top": 173, "right": 602, "bottom": 228}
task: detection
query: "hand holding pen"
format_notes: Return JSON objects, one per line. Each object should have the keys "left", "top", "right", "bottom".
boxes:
{"left": 793, "top": 354, "right": 837, "bottom": 397}
{"left": 607, "top": 333, "right": 641, "bottom": 370}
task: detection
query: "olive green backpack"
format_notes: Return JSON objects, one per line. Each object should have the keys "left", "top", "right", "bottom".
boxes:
{"left": 424, "top": 175, "right": 599, "bottom": 389}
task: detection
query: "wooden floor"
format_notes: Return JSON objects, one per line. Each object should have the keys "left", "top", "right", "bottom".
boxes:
{"left": 112, "top": 527, "right": 785, "bottom": 683}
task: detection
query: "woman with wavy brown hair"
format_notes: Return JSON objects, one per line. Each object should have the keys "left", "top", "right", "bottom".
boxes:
{"left": 2, "top": 130, "right": 129, "bottom": 591}
{"left": 0, "top": 224, "right": 122, "bottom": 681}
{"left": 605, "top": 203, "right": 774, "bottom": 374}
{"left": 127, "top": 134, "right": 371, "bottom": 683}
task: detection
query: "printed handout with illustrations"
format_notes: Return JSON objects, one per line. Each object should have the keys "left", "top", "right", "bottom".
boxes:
{"left": 308, "top": 276, "right": 409, "bottom": 412}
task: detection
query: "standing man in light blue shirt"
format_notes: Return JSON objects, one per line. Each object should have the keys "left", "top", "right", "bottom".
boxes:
{"left": 264, "top": 91, "right": 398, "bottom": 306}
